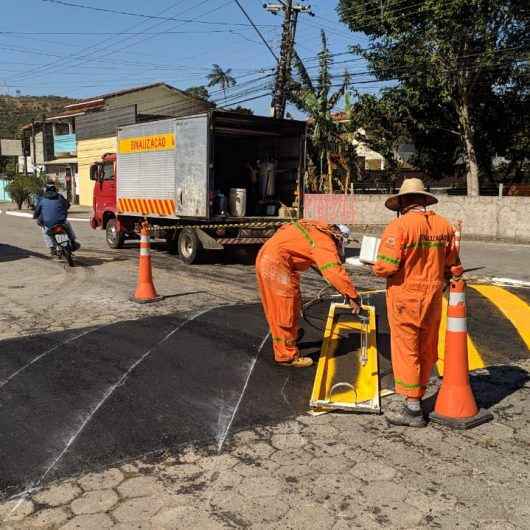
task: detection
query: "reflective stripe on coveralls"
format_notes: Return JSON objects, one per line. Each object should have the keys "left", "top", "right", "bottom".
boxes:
{"left": 256, "top": 220, "right": 358, "bottom": 363}
{"left": 373, "top": 211, "right": 462, "bottom": 398}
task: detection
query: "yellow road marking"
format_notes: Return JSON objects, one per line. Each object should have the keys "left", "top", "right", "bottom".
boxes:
{"left": 470, "top": 285, "right": 530, "bottom": 350}
{"left": 436, "top": 296, "right": 485, "bottom": 374}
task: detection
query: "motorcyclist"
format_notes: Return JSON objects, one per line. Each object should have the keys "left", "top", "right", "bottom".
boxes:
{"left": 33, "top": 183, "right": 81, "bottom": 256}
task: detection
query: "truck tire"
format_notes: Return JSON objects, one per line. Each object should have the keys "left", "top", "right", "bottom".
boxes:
{"left": 106, "top": 218, "right": 125, "bottom": 249}
{"left": 178, "top": 228, "right": 203, "bottom": 264}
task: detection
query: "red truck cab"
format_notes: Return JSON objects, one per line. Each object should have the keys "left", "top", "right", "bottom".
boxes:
{"left": 89, "top": 153, "right": 124, "bottom": 247}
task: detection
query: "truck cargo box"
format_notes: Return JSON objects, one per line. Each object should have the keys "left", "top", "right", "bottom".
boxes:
{"left": 116, "top": 110, "right": 306, "bottom": 221}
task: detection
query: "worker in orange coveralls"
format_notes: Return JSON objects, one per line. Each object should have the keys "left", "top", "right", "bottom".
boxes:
{"left": 256, "top": 221, "right": 361, "bottom": 368}
{"left": 373, "top": 178, "right": 464, "bottom": 427}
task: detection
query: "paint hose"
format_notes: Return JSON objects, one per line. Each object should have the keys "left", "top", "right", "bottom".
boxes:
{"left": 301, "top": 286, "right": 385, "bottom": 332}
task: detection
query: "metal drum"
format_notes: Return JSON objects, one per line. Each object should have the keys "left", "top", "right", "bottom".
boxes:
{"left": 229, "top": 188, "right": 247, "bottom": 217}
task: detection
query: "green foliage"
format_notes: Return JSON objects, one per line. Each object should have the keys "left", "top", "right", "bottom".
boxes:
{"left": 338, "top": 0, "right": 529, "bottom": 194}
{"left": 0, "top": 94, "right": 76, "bottom": 138}
{"left": 289, "top": 31, "right": 354, "bottom": 192}
{"left": 227, "top": 106, "right": 254, "bottom": 115}
{"left": 207, "top": 65, "right": 237, "bottom": 100}
{"left": 184, "top": 86, "right": 210, "bottom": 102}
{"left": 5, "top": 173, "right": 46, "bottom": 210}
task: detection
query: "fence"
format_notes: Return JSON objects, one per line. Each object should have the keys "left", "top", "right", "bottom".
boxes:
{"left": 303, "top": 194, "right": 357, "bottom": 224}
{"left": 303, "top": 193, "right": 530, "bottom": 242}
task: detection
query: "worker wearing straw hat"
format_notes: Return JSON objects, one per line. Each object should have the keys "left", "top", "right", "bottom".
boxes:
{"left": 373, "top": 178, "right": 463, "bottom": 427}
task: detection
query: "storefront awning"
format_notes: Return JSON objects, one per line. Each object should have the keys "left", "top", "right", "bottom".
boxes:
{"left": 44, "top": 158, "right": 78, "bottom": 165}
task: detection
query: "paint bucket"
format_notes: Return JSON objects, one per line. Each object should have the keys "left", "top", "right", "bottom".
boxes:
{"left": 229, "top": 188, "right": 247, "bottom": 217}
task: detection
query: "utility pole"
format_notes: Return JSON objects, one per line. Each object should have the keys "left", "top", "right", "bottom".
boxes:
{"left": 265, "top": 1, "right": 314, "bottom": 119}
{"left": 31, "top": 119, "right": 37, "bottom": 174}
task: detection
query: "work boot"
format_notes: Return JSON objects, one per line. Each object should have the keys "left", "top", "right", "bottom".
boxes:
{"left": 386, "top": 404, "right": 427, "bottom": 428}
{"left": 277, "top": 356, "right": 313, "bottom": 368}
{"left": 72, "top": 241, "right": 81, "bottom": 252}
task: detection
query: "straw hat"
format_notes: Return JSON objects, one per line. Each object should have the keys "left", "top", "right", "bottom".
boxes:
{"left": 385, "top": 178, "right": 438, "bottom": 211}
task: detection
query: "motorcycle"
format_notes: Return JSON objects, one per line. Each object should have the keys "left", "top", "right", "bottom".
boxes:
{"left": 47, "top": 224, "right": 75, "bottom": 267}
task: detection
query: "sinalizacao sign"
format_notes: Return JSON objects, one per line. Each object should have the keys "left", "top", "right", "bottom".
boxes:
{"left": 118, "top": 133, "right": 176, "bottom": 154}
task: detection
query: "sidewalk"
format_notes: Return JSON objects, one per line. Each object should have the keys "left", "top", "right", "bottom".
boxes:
{"left": 349, "top": 232, "right": 530, "bottom": 282}
{"left": 0, "top": 202, "right": 90, "bottom": 222}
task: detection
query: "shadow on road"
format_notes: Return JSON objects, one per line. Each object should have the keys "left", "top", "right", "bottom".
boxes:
{"left": 73, "top": 255, "right": 129, "bottom": 267}
{"left": 0, "top": 304, "right": 316, "bottom": 500}
{"left": 471, "top": 365, "right": 530, "bottom": 409}
{"left": 1, "top": 293, "right": 528, "bottom": 500}
{"left": 0, "top": 243, "right": 50, "bottom": 263}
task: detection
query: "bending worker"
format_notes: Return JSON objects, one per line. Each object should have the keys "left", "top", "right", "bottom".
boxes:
{"left": 256, "top": 220, "right": 361, "bottom": 368}
{"left": 373, "top": 178, "right": 463, "bottom": 427}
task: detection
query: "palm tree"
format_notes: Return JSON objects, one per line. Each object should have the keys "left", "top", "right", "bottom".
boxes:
{"left": 207, "top": 64, "right": 236, "bottom": 102}
{"left": 289, "top": 31, "right": 351, "bottom": 192}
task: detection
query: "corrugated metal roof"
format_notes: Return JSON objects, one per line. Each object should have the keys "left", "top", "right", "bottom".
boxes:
{"left": 46, "top": 110, "right": 85, "bottom": 121}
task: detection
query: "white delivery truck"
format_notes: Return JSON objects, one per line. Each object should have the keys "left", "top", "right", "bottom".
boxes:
{"left": 91, "top": 110, "right": 307, "bottom": 263}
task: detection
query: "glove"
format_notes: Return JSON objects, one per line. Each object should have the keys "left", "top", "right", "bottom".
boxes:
{"left": 348, "top": 297, "right": 362, "bottom": 315}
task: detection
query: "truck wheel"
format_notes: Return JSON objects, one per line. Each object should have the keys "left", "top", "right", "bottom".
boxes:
{"left": 178, "top": 228, "right": 203, "bottom": 264}
{"left": 106, "top": 219, "right": 125, "bottom": 249}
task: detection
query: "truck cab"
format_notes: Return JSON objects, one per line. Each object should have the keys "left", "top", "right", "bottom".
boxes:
{"left": 90, "top": 153, "right": 125, "bottom": 247}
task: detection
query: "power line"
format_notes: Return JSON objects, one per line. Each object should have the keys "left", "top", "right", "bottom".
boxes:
{"left": 39, "top": 0, "right": 280, "bottom": 27}
{"left": 7, "top": 0, "right": 190, "bottom": 83}
{"left": 233, "top": 0, "right": 278, "bottom": 61}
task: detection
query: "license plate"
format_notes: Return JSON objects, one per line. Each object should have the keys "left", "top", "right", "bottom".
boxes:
{"left": 55, "top": 233, "right": 69, "bottom": 243}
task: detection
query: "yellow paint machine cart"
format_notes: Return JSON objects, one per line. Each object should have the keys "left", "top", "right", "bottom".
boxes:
{"left": 310, "top": 303, "right": 381, "bottom": 413}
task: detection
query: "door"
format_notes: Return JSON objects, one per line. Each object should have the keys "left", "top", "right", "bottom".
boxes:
{"left": 99, "top": 162, "right": 116, "bottom": 213}
{"left": 174, "top": 114, "right": 209, "bottom": 217}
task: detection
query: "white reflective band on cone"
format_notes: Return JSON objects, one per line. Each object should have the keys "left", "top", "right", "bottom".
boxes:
{"left": 449, "top": 292, "right": 466, "bottom": 306}
{"left": 140, "top": 235, "right": 149, "bottom": 243}
{"left": 140, "top": 248, "right": 150, "bottom": 256}
{"left": 447, "top": 317, "right": 467, "bottom": 332}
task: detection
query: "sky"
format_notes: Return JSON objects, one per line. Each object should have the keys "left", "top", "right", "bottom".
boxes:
{"left": 0, "top": 0, "right": 374, "bottom": 116}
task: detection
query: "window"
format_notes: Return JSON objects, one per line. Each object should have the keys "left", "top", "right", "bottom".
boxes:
{"left": 102, "top": 163, "right": 114, "bottom": 181}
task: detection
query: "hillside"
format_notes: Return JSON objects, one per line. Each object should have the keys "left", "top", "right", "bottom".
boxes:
{"left": 0, "top": 94, "right": 77, "bottom": 138}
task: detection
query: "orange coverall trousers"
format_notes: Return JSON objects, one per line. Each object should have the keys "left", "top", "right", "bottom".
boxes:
{"left": 256, "top": 221, "right": 358, "bottom": 363}
{"left": 373, "top": 211, "right": 463, "bottom": 398}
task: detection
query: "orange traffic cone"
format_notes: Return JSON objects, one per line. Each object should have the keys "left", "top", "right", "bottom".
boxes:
{"left": 430, "top": 278, "right": 492, "bottom": 429}
{"left": 130, "top": 222, "right": 163, "bottom": 304}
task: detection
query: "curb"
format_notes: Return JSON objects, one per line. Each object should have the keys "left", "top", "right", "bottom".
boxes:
{"left": 490, "top": 277, "right": 530, "bottom": 288}
{"left": 4, "top": 211, "right": 89, "bottom": 222}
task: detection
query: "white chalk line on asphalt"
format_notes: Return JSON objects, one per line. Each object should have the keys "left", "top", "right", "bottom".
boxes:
{"left": 5, "top": 304, "right": 224, "bottom": 520}
{"left": 4, "top": 211, "right": 89, "bottom": 222}
{"left": 216, "top": 331, "right": 270, "bottom": 453}
{"left": 0, "top": 327, "right": 101, "bottom": 390}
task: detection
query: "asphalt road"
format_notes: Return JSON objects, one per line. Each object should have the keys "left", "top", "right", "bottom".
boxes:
{"left": 1, "top": 212, "right": 529, "bottom": 502}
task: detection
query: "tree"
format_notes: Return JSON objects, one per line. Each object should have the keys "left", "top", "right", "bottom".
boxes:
{"left": 227, "top": 106, "right": 254, "bottom": 115}
{"left": 338, "top": 0, "right": 529, "bottom": 195}
{"left": 207, "top": 65, "right": 237, "bottom": 101}
{"left": 289, "top": 31, "right": 352, "bottom": 192}
{"left": 184, "top": 86, "right": 210, "bottom": 102}
{"left": 5, "top": 174, "right": 44, "bottom": 210}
